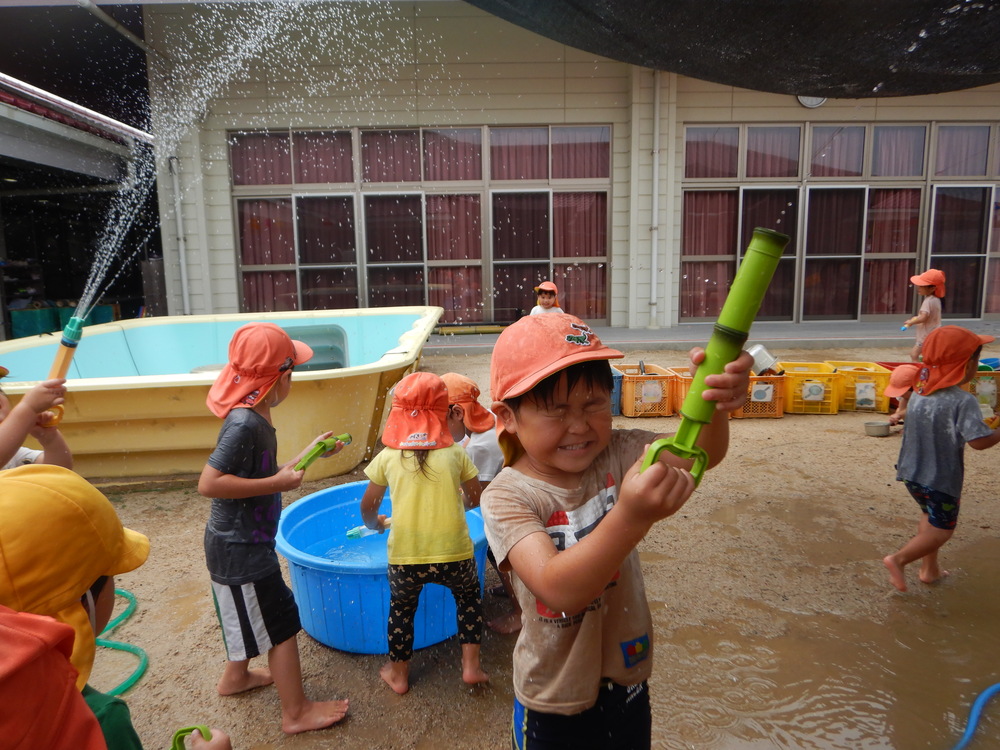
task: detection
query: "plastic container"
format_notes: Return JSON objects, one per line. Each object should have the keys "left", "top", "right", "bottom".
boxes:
{"left": 778, "top": 361, "right": 841, "bottom": 415}
{"left": 981, "top": 357, "right": 1000, "bottom": 371}
{"left": 746, "top": 343, "right": 783, "bottom": 375}
{"left": 619, "top": 363, "right": 675, "bottom": 417}
{"left": 276, "top": 481, "right": 487, "bottom": 654}
{"left": 610, "top": 365, "right": 623, "bottom": 416}
{"left": 826, "top": 361, "right": 891, "bottom": 413}
{"left": 732, "top": 374, "right": 785, "bottom": 419}
{"left": 964, "top": 371, "right": 1000, "bottom": 409}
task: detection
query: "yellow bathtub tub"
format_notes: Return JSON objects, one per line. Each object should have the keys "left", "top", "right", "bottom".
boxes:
{"left": 0, "top": 307, "right": 442, "bottom": 480}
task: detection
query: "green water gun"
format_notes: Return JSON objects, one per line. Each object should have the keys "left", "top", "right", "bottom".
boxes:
{"left": 294, "top": 433, "right": 351, "bottom": 471}
{"left": 170, "top": 726, "right": 211, "bottom": 749}
{"left": 640, "top": 227, "right": 789, "bottom": 484}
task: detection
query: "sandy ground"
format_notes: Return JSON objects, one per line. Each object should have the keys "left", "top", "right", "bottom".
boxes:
{"left": 88, "top": 344, "right": 1000, "bottom": 750}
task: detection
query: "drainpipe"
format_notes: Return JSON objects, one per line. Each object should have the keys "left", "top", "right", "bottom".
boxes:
{"left": 647, "top": 70, "right": 662, "bottom": 329}
{"left": 76, "top": 0, "right": 173, "bottom": 67}
{"left": 168, "top": 156, "right": 191, "bottom": 315}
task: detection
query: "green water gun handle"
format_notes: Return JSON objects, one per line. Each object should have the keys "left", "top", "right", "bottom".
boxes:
{"left": 171, "top": 725, "right": 211, "bottom": 749}
{"left": 640, "top": 227, "right": 789, "bottom": 484}
{"left": 294, "top": 433, "right": 351, "bottom": 471}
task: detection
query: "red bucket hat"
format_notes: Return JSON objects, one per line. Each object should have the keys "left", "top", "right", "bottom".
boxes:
{"left": 206, "top": 323, "right": 313, "bottom": 418}
{"left": 441, "top": 372, "right": 495, "bottom": 434}
{"left": 382, "top": 371, "right": 454, "bottom": 450}
{"left": 883, "top": 363, "right": 920, "bottom": 398}
{"left": 910, "top": 268, "right": 946, "bottom": 298}
{"left": 914, "top": 325, "right": 994, "bottom": 396}
{"left": 490, "top": 314, "right": 622, "bottom": 464}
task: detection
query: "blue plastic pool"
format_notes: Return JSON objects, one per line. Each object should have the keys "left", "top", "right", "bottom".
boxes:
{"left": 276, "top": 481, "right": 488, "bottom": 654}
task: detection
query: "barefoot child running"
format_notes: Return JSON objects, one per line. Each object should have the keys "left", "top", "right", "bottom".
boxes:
{"left": 883, "top": 326, "right": 1000, "bottom": 592}
{"left": 199, "top": 322, "right": 349, "bottom": 734}
{"left": 902, "top": 268, "right": 944, "bottom": 362}
{"left": 360, "top": 371, "right": 489, "bottom": 695}
{"left": 481, "top": 313, "right": 751, "bottom": 750}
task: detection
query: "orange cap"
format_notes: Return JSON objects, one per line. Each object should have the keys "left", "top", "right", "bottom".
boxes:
{"left": 490, "top": 314, "right": 622, "bottom": 465}
{"left": 206, "top": 323, "right": 313, "bottom": 418}
{"left": 534, "top": 280, "right": 558, "bottom": 294}
{"left": 910, "top": 268, "right": 945, "bottom": 298}
{"left": 883, "top": 363, "right": 920, "bottom": 398}
{"left": 441, "top": 372, "right": 495, "bottom": 434}
{"left": 382, "top": 371, "right": 454, "bottom": 450}
{"left": 914, "top": 325, "right": 994, "bottom": 395}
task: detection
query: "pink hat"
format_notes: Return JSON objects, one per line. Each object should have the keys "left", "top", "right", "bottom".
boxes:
{"left": 883, "top": 363, "right": 920, "bottom": 398}
{"left": 490, "top": 314, "right": 622, "bottom": 464}
{"left": 206, "top": 323, "right": 312, "bottom": 418}
{"left": 914, "top": 326, "right": 994, "bottom": 395}
{"left": 910, "top": 268, "right": 946, "bottom": 298}
{"left": 441, "top": 372, "right": 495, "bottom": 434}
{"left": 382, "top": 371, "right": 454, "bottom": 450}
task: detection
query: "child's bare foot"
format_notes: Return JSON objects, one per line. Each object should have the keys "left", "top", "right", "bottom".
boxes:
{"left": 487, "top": 611, "right": 522, "bottom": 634}
{"left": 919, "top": 567, "right": 950, "bottom": 585}
{"left": 380, "top": 660, "right": 409, "bottom": 695}
{"left": 462, "top": 664, "right": 490, "bottom": 686}
{"left": 217, "top": 667, "right": 273, "bottom": 696}
{"left": 883, "top": 555, "right": 907, "bottom": 592}
{"left": 281, "top": 698, "right": 349, "bottom": 735}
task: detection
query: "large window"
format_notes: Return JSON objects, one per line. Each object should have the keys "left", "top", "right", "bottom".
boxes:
{"left": 683, "top": 122, "right": 1000, "bottom": 321}
{"left": 230, "top": 126, "right": 611, "bottom": 323}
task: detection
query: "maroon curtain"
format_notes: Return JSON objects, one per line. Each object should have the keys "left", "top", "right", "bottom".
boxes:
{"left": 810, "top": 126, "right": 864, "bottom": 177}
{"left": 872, "top": 125, "right": 925, "bottom": 177}
{"left": 685, "top": 127, "right": 738, "bottom": 178}
{"left": 553, "top": 192, "right": 606, "bottom": 258}
{"left": 805, "top": 189, "right": 864, "bottom": 256}
{"left": 296, "top": 196, "right": 356, "bottom": 264}
{"left": 364, "top": 195, "right": 423, "bottom": 262}
{"left": 293, "top": 131, "right": 353, "bottom": 184}
{"left": 361, "top": 130, "right": 421, "bottom": 182}
{"left": 746, "top": 126, "right": 799, "bottom": 178}
{"left": 424, "top": 129, "right": 482, "bottom": 181}
{"left": 368, "top": 266, "right": 424, "bottom": 307}
{"left": 680, "top": 191, "right": 737, "bottom": 318}
{"left": 935, "top": 125, "right": 989, "bottom": 176}
{"left": 552, "top": 126, "right": 610, "bottom": 179}
{"left": 862, "top": 188, "right": 920, "bottom": 315}
{"left": 932, "top": 187, "right": 989, "bottom": 254}
{"left": 426, "top": 195, "right": 481, "bottom": 261}
{"left": 237, "top": 199, "right": 294, "bottom": 265}
{"left": 242, "top": 271, "right": 297, "bottom": 312}
{"left": 490, "top": 127, "right": 548, "bottom": 180}
{"left": 493, "top": 193, "right": 549, "bottom": 259}
{"left": 300, "top": 268, "right": 358, "bottom": 310}
{"left": 802, "top": 258, "right": 860, "bottom": 319}
{"left": 230, "top": 133, "right": 291, "bottom": 186}
{"left": 429, "top": 267, "right": 484, "bottom": 323}
{"left": 862, "top": 259, "right": 913, "bottom": 315}
{"left": 492, "top": 262, "right": 548, "bottom": 322}
{"left": 554, "top": 262, "right": 606, "bottom": 319}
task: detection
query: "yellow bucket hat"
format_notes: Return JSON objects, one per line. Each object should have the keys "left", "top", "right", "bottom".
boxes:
{"left": 0, "top": 464, "right": 150, "bottom": 689}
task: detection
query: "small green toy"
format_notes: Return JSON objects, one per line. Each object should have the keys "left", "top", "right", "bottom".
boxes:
{"left": 171, "top": 725, "right": 211, "bottom": 749}
{"left": 294, "top": 433, "right": 351, "bottom": 471}
{"left": 640, "top": 227, "right": 789, "bottom": 485}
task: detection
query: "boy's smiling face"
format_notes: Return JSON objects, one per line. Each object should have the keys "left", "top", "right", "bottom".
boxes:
{"left": 537, "top": 290, "right": 557, "bottom": 309}
{"left": 497, "top": 372, "right": 612, "bottom": 487}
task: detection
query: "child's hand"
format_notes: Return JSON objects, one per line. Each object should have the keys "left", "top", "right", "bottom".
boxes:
{"left": 19, "top": 378, "right": 66, "bottom": 415}
{"left": 618, "top": 451, "right": 695, "bottom": 526}
{"left": 273, "top": 462, "right": 306, "bottom": 492}
{"left": 688, "top": 347, "right": 753, "bottom": 412}
{"left": 188, "top": 727, "right": 232, "bottom": 750}
{"left": 311, "top": 431, "right": 345, "bottom": 457}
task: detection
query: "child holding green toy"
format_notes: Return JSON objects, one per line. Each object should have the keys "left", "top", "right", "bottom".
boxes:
{"left": 0, "top": 367, "right": 72, "bottom": 470}
{"left": 481, "top": 313, "right": 751, "bottom": 749}
{"left": 199, "top": 322, "right": 349, "bottom": 735}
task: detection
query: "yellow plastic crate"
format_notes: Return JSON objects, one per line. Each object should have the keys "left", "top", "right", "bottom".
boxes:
{"left": 777, "top": 362, "right": 841, "bottom": 415}
{"left": 619, "top": 363, "right": 675, "bottom": 417}
{"left": 826, "top": 361, "right": 891, "bottom": 413}
{"left": 733, "top": 374, "right": 785, "bottom": 419}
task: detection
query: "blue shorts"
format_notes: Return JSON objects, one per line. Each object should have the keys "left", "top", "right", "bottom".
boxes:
{"left": 512, "top": 680, "right": 651, "bottom": 750}
{"left": 211, "top": 570, "right": 301, "bottom": 661}
{"left": 903, "top": 480, "right": 960, "bottom": 530}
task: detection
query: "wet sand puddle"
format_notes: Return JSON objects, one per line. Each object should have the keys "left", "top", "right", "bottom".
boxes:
{"left": 641, "top": 496, "right": 1000, "bottom": 749}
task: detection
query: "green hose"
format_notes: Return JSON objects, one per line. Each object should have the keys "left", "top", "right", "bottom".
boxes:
{"left": 96, "top": 587, "right": 148, "bottom": 696}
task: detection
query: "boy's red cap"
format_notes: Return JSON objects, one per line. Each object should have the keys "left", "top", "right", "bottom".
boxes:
{"left": 490, "top": 314, "right": 622, "bottom": 465}
{"left": 441, "top": 372, "right": 495, "bottom": 434}
{"left": 914, "top": 325, "right": 994, "bottom": 395}
{"left": 883, "top": 363, "right": 920, "bottom": 398}
{"left": 910, "top": 268, "right": 945, "bottom": 298}
{"left": 206, "top": 323, "right": 312, "bottom": 418}
{"left": 382, "top": 371, "right": 454, "bottom": 449}
{"left": 534, "top": 280, "right": 558, "bottom": 294}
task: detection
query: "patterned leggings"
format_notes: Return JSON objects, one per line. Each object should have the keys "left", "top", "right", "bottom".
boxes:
{"left": 387, "top": 557, "right": 483, "bottom": 662}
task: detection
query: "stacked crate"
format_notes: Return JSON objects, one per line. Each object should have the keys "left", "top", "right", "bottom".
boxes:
{"left": 826, "top": 361, "right": 891, "bottom": 413}
{"left": 777, "top": 362, "right": 841, "bottom": 415}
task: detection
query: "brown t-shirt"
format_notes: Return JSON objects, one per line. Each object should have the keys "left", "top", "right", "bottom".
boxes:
{"left": 481, "top": 429, "right": 658, "bottom": 715}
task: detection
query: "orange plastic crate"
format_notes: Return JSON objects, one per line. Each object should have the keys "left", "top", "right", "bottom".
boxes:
{"left": 733, "top": 374, "right": 785, "bottom": 419}
{"left": 618, "top": 363, "right": 675, "bottom": 417}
